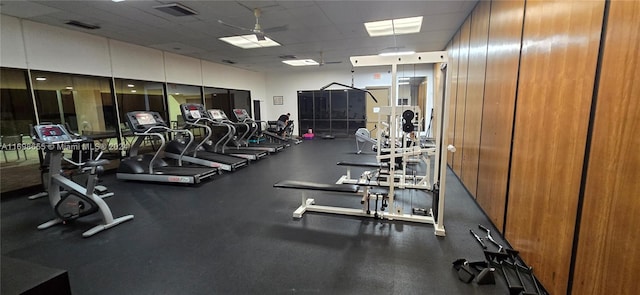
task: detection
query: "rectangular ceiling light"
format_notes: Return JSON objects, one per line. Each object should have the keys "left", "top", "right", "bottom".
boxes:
{"left": 282, "top": 59, "right": 319, "bottom": 66}
{"left": 219, "top": 34, "right": 280, "bottom": 49}
{"left": 364, "top": 16, "right": 423, "bottom": 37}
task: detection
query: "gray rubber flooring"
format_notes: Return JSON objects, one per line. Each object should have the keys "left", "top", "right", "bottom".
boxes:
{"left": 1, "top": 138, "right": 515, "bottom": 294}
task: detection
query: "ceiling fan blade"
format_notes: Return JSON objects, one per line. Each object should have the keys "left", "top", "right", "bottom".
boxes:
{"left": 324, "top": 61, "right": 343, "bottom": 64}
{"left": 218, "top": 20, "right": 253, "bottom": 33}
{"left": 263, "top": 24, "right": 288, "bottom": 33}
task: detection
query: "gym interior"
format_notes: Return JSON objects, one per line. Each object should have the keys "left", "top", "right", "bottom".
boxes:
{"left": 1, "top": 1, "right": 638, "bottom": 294}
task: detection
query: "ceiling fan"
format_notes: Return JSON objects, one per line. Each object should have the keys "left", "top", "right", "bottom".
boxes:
{"left": 218, "top": 7, "right": 287, "bottom": 41}
{"left": 318, "top": 51, "right": 342, "bottom": 66}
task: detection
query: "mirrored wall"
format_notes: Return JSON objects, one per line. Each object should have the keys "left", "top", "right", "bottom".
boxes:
{"left": 1, "top": 68, "right": 40, "bottom": 193}
{"left": 0, "top": 66, "right": 254, "bottom": 195}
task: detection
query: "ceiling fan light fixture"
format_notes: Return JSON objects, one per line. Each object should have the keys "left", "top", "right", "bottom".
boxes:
{"left": 282, "top": 59, "right": 319, "bottom": 66}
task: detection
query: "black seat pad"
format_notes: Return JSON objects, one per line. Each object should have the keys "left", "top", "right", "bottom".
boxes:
{"left": 273, "top": 180, "right": 359, "bottom": 193}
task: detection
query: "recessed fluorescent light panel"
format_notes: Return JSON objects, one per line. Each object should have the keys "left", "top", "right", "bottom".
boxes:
{"left": 282, "top": 59, "right": 319, "bottom": 66}
{"left": 364, "top": 16, "right": 423, "bottom": 37}
{"left": 219, "top": 34, "right": 280, "bottom": 49}
{"left": 35, "top": 77, "right": 47, "bottom": 81}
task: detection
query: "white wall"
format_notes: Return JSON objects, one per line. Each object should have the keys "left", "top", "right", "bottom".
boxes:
{"left": 0, "top": 16, "right": 27, "bottom": 68}
{"left": 22, "top": 20, "right": 112, "bottom": 76}
{"left": 265, "top": 66, "right": 434, "bottom": 134}
{"left": 109, "top": 39, "right": 165, "bottom": 82}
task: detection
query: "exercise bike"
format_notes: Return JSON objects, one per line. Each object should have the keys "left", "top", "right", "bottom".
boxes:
{"left": 33, "top": 123, "right": 133, "bottom": 237}
{"left": 28, "top": 145, "right": 115, "bottom": 200}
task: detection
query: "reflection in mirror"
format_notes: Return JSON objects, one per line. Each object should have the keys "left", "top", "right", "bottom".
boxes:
{"left": 166, "top": 83, "right": 202, "bottom": 129}
{"left": 397, "top": 63, "right": 432, "bottom": 138}
{"left": 1, "top": 68, "right": 40, "bottom": 193}
{"left": 31, "top": 71, "right": 115, "bottom": 134}
{"left": 204, "top": 87, "right": 230, "bottom": 114}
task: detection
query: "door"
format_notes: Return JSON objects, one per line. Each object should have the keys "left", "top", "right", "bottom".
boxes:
{"left": 365, "top": 87, "right": 390, "bottom": 132}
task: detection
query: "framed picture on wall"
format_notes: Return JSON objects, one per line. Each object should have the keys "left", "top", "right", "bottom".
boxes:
{"left": 273, "top": 96, "right": 283, "bottom": 105}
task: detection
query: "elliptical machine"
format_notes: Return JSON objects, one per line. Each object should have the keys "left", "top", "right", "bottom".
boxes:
{"left": 33, "top": 123, "right": 133, "bottom": 237}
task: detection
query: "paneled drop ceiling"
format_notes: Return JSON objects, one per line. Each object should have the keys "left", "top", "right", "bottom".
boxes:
{"left": 0, "top": 0, "right": 478, "bottom": 72}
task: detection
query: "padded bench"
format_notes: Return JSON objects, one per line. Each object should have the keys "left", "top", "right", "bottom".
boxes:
{"left": 337, "top": 161, "right": 389, "bottom": 169}
{"left": 274, "top": 180, "right": 390, "bottom": 195}
{"left": 274, "top": 180, "right": 393, "bottom": 219}
{"left": 274, "top": 180, "right": 359, "bottom": 193}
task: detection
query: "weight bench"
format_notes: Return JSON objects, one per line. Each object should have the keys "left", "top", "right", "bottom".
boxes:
{"left": 274, "top": 180, "right": 392, "bottom": 219}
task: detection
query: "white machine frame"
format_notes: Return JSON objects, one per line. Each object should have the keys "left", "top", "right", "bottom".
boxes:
{"left": 294, "top": 51, "right": 451, "bottom": 236}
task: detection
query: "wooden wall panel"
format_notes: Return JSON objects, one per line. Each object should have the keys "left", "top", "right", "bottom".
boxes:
{"left": 572, "top": 1, "right": 640, "bottom": 294}
{"left": 476, "top": 0, "right": 525, "bottom": 230}
{"left": 505, "top": 1, "right": 605, "bottom": 294}
{"left": 452, "top": 17, "right": 471, "bottom": 176}
{"left": 461, "top": 0, "right": 491, "bottom": 197}
{"left": 446, "top": 33, "right": 460, "bottom": 167}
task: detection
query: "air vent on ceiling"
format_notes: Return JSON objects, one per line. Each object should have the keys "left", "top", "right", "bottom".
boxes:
{"left": 65, "top": 20, "right": 100, "bottom": 30}
{"left": 222, "top": 59, "right": 236, "bottom": 64}
{"left": 153, "top": 3, "right": 198, "bottom": 16}
{"left": 278, "top": 55, "right": 297, "bottom": 59}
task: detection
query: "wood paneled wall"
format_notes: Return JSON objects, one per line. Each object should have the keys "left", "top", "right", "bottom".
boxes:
{"left": 461, "top": 0, "right": 491, "bottom": 197}
{"left": 452, "top": 18, "right": 471, "bottom": 175}
{"left": 571, "top": 1, "right": 640, "bottom": 294}
{"left": 441, "top": 0, "right": 640, "bottom": 294}
{"left": 505, "top": 1, "right": 604, "bottom": 293}
{"left": 447, "top": 32, "right": 461, "bottom": 167}
{"left": 476, "top": 0, "right": 524, "bottom": 230}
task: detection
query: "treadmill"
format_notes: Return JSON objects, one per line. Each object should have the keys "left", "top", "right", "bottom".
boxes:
{"left": 117, "top": 111, "right": 217, "bottom": 184}
{"left": 164, "top": 103, "right": 248, "bottom": 172}
{"left": 205, "top": 109, "right": 267, "bottom": 161}
{"left": 231, "top": 109, "right": 286, "bottom": 152}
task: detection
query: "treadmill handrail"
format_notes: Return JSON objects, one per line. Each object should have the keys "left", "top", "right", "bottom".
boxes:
{"left": 132, "top": 131, "right": 165, "bottom": 174}
{"left": 131, "top": 127, "right": 194, "bottom": 172}
{"left": 185, "top": 118, "right": 213, "bottom": 157}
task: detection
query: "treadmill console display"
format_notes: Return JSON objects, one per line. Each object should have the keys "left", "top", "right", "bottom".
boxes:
{"left": 126, "top": 111, "right": 166, "bottom": 132}
{"left": 35, "top": 124, "right": 72, "bottom": 143}
{"left": 233, "top": 109, "right": 250, "bottom": 121}
{"left": 208, "top": 109, "right": 227, "bottom": 121}
{"left": 136, "top": 113, "right": 157, "bottom": 125}
{"left": 180, "top": 103, "right": 207, "bottom": 122}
